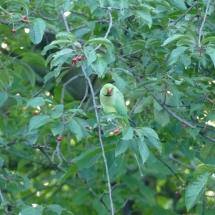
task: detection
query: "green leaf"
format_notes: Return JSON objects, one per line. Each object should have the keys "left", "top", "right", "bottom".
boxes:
{"left": 29, "top": 115, "right": 50, "bottom": 131}
{"left": 194, "top": 164, "right": 215, "bottom": 178}
{"left": 50, "top": 104, "right": 64, "bottom": 119}
{"left": 20, "top": 205, "right": 44, "bottom": 215}
{"left": 122, "top": 127, "right": 134, "bottom": 140}
{"left": 51, "top": 121, "right": 64, "bottom": 136}
{"left": 169, "top": 46, "right": 188, "bottom": 65}
{"left": 86, "top": 37, "right": 113, "bottom": 48}
{"left": 136, "top": 10, "right": 152, "bottom": 28}
{"left": 206, "top": 45, "right": 215, "bottom": 68}
{"left": 0, "top": 157, "right": 4, "bottom": 168}
{"left": 154, "top": 109, "right": 170, "bottom": 127}
{"left": 58, "top": 164, "right": 78, "bottom": 184}
{"left": 91, "top": 54, "right": 107, "bottom": 78}
{"left": 74, "top": 27, "right": 91, "bottom": 37}
{"left": 200, "top": 143, "right": 215, "bottom": 160}
{"left": 84, "top": 46, "right": 97, "bottom": 65}
{"left": 5, "top": 0, "right": 29, "bottom": 12}
{"left": 69, "top": 118, "right": 84, "bottom": 142}
{"left": 47, "top": 205, "right": 63, "bottom": 215}
{"left": 134, "top": 97, "right": 153, "bottom": 114}
{"left": 137, "top": 138, "right": 149, "bottom": 164}
{"left": 185, "top": 172, "right": 211, "bottom": 211}
{"left": 142, "top": 127, "right": 162, "bottom": 153}
{"left": 0, "top": 91, "right": 8, "bottom": 107}
{"left": 56, "top": 32, "right": 76, "bottom": 40}
{"left": 187, "top": 127, "right": 201, "bottom": 140}
{"left": 115, "top": 140, "right": 129, "bottom": 157}
{"left": 112, "top": 73, "right": 127, "bottom": 91}
{"left": 27, "top": 97, "right": 45, "bottom": 108}
{"left": 162, "top": 34, "right": 188, "bottom": 46}
{"left": 72, "top": 144, "right": 116, "bottom": 162}
{"left": 167, "top": 0, "right": 187, "bottom": 10}
{"left": 51, "top": 48, "right": 73, "bottom": 69}
{"left": 29, "top": 18, "right": 46, "bottom": 44}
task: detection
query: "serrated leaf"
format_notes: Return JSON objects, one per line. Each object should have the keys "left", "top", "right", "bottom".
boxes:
{"left": 206, "top": 45, "right": 215, "bottom": 68}
{"left": 200, "top": 143, "right": 215, "bottom": 159}
{"left": 91, "top": 54, "right": 107, "bottom": 78}
{"left": 154, "top": 109, "right": 170, "bottom": 127}
{"left": 47, "top": 205, "right": 63, "bottom": 215}
{"left": 168, "top": 0, "right": 187, "bottom": 10}
{"left": 20, "top": 206, "right": 44, "bottom": 215}
{"left": 136, "top": 10, "right": 152, "bottom": 28}
{"left": 74, "top": 27, "right": 91, "bottom": 37}
{"left": 115, "top": 140, "right": 129, "bottom": 157}
{"left": 29, "top": 18, "right": 46, "bottom": 44}
{"left": 58, "top": 164, "right": 78, "bottom": 184}
{"left": 29, "top": 115, "right": 50, "bottom": 131}
{"left": 169, "top": 46, "right": 188, "bottom": 65}
{"left": 122, "top": 127, "right": 134, "bottom": 140}
{"left": 142, "top": 127, "right": 162, "bottom": 153}
{"left": 72, "top": 144, "right": 116, "bottom": 162}
{"left": 51, "top": 121, "right": 64, "bottom": 136}
{"left": 0, "top": 91, "right": 8, "bottom": 107}
{"left": 187, "top": 127, "right": 201, "bottom": 140}
{"left": 50, "top": 104, "right": 64, "bottom": 119}
{"left": 162, "top": 34, "right": 188, "bottom": 46}
{"left": 194, "top": 164, "right": 215, "bottom": 178}
{"left": 5, "top": 0, "right": 29, "bottom": 12}
{"left": 56, "top": 31, "right": 76, "bottom": 40}
{"left": 137, "top": 138, "right": 149, "bottom": 164}
{"left": 69, "top": 118, "right": 84, "bottom": 142}
{"left": 84, "top": 46, "right": 97, "bottom": 65}
{"left": 41, "top": 45, "right": 58, "bottom": 55}
{"left": 112, "top": 73, "right": 127, "bottom": 91}
{"left": 86, "top": 38, "right": 113, "bottom": 48}
{"left": 185, "top": 172, "right": 211, "bottom": 211}
{"left": 51, "top": 49, "right": 73, "bottom": 69}
{"left": 27, "top": 97, "right": 45, "bottom": 108}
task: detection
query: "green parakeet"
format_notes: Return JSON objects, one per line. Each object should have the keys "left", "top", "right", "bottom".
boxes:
{"left": 100, "top": 83, "right": 129, "bottom": 126}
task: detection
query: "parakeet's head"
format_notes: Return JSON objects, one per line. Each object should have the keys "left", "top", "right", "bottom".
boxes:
{"left": 102, "top": 84, "right": 114, "bottom": 96}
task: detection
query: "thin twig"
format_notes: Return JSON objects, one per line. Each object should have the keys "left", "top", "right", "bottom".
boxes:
{"left": 198, "top": 0, "right": 211, "bottom": 47}
{"left": 0, "top": 189, "right": 11, "bottom": 215}
{"left": 82, "top": 65, "right": 115, "bottom": 215}
{"left": 61, "top": 74, "right": 84, "bottom": 105}
{"left": 59, "top": 6, "right": 70, "bottom": 33}
{"left": 156, "top": 156, "right": 185, "bottom": 186}
{"left": 33, "top": 82, "right": 48, "bottom": 97}
{"left": 95, "top": 8, "right": 113, "bottom": 50}
{"left": 0, "top": 6, "right": 11, "bottom": 16}
{"left": 71, "top": 79, "right": 89, "bottom": 118}
{"left": 169, "top": 154, "right": 196, "bottom": 169}
{"left": 174, "top": 2, "right": 198, "bottom": 25}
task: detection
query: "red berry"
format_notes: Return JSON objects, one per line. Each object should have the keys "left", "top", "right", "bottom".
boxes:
{"left": 22, "top": 15, "right": 27, "bottom": 20}
{"left": 114, "top": 129, "right": 119, "bottom": 134}
{"left": 77, "top": 56, "right": 82, "bottom": 61}
{"left": 57, "top": 136, "right": 62, "bottom": 141}
{"left": 183, "top": 124, "right": 187, "bottom": 128}
{"left": 12, "top": 29, "right": 16, "bottom": 34}
{"left": 33, "top": 111, "right": 38, "bottom": 116}
{"left": 72, "top": 58, "right": 77, "bottom": 63}
{"left": 175, "top": 191, "right": 180, "bottom": 195}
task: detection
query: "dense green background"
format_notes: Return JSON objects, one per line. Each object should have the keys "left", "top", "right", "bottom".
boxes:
{"left": 1, "top": 0, "right": 215, "bottom": 214}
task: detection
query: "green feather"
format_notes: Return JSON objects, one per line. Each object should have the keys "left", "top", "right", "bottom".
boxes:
{"left": 100, "top": 83, "right": 129, "bottom": 126}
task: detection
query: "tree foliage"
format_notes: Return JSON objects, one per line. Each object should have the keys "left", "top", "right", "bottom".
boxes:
{"left": 1, "top": 0, "right": 215, "bottom": 214}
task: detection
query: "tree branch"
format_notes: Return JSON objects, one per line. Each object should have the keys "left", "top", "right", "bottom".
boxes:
{"left": 82, "top": 65, "right": 115, "bottom": 215}
{"left": 198, "top": 0, "right": 211, "bottom": 48}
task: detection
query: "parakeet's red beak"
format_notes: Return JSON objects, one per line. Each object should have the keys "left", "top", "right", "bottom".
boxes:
{"left": 107, "top": 88, "right": 112, "bottom": 96}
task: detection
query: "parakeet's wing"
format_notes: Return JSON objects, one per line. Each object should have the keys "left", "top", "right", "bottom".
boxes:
{"left": 114, "top": 88, "right": 129, "bottom": 124}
